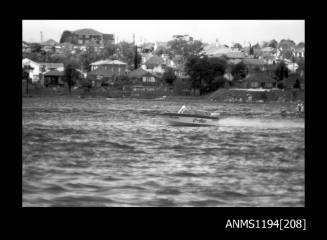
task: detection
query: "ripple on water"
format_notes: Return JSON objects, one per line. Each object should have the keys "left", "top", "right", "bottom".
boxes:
{"left": 23, "top": 98, "right": 304, "bottom": 207}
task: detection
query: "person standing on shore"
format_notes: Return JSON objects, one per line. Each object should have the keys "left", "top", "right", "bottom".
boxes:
{"left": 296, "top": 103, "right": 304, "bottom": 113}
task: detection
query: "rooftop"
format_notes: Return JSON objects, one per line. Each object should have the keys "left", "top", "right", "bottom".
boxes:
{"left": 91, "top": 59, "right": 127, "bottom": 66}
{"left": 44, "top": 70, "right": 64, "bottom": 76}
{"left": 127, "top": 68, "right": 149, "bottom": 78}
{"left": 73, "top": 28, "right": 103, "bottom": 36}
{"left": 244, "top": 73, "right": 276, "bottom": 83}
{"left": 145, "top": 55, "right": 165, "bottom": 68}
{"left": 39, "top": 62, "right": 64, "bottom": 69}
{"left": 87, "top": 67, "right": 114, "bottom": 77}
{"left": 261, "top": 47, "right": 275, "bottom": 52}
{"left": 225, "top": 51, "right": 246, "bottom": 59}
{"left": 41, "top": 39, "right": 58, "bottom": 46}
{"left": 243, "top": 58, "right": 266, "bottom": 66}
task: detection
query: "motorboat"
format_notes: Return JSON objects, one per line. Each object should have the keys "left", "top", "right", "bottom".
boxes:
{"left": 280, "top": 110, "right": 304, "bottom": 118}
{"left": 161, "top": 105, "right": 220, "bottom": 126}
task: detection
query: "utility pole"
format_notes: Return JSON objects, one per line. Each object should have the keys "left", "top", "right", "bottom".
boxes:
{"left": 134, "top": 45, "right": 138, "bottom": 70}
{"left": 40, "top": 31, "right": 43, "bottom": 43}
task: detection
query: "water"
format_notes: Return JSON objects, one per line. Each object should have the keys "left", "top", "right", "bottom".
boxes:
{"left": 22, "top": 97, "right": 304, "bottom": 207}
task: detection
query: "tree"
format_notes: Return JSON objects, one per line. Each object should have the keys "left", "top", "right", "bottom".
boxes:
{"left": 78, "top": 45, "right": 100, "bottom": 72}
{"left": 253, "top": 43, "right": 260, "bottom": 49}
{"left": 103, "top": 43, "right": 117, "bottom": 58}
{"left": 294, "top": 78, "right": 301, "bottom": 89}
{"left": 297, "top": 42, "right": 305, "bottom": 49}
{"left": 268, "top": 39, "right": 278, "bottom": 49}
{"left": 117, "top": 41, "right": 142, "bottom": 69}
{"left": 281, "top": 49, "right": 294, "bottom": 60}
{"left": 133, "top": 46, "right": 142, "bottom": 70}
{"left": 185, "top": 55, "right": 227, "bottom": 95}
{"left": 167, "top": 37, "right": 203, "bottom": 64}
{"left": 278, "top": 39, "right": 296, "bottom": 50}
{"left": 296, "top": 58, "right": 305, "bottom": 78}
{"left": 275, "top": 61, "right": 289, "bottom": 81}
{"left": 154, "top": 48, "right": 165, "bottom": 56}
{"left": 162, "top": 67, "right": 177, "bottom": 86}
{"left": 231, "top": 62, "right": 248, "bottom": 80}
{"left": 249, "top": 43, "right": 254, "bottom": 55}
{"left": 261, "top": 41, "right": 269, "bottom": 48}
{"left": 64, "top": 64, "right": 80, "bottom": 95}
{"left": 232, "top": 43, "right": 242, "bottom": 50}
{"left": 114, "top": 75, "right": 132, "bottom": 89}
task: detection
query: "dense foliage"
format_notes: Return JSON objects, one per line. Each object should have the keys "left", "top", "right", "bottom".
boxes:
{"left": 167, "top": 38, "right": 204, "bottom": 64}
{"left": 64, "top": 64, "right": 80, "bottom": 95}
{"left": 185, "top": 56, "right": 227, "bottom": 95}
{"left": 275, "top": 62, "right": 289, "bottom": 89}
{"left": 231, "top": 62, "right": 248, "bottom": 80}
{"left": 162, "top": 67, "right": 177, "bottom": 86}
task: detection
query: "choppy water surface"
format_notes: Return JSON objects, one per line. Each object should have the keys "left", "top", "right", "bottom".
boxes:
{"left": 23, "top": 97, "right": 304, "bottom": 207}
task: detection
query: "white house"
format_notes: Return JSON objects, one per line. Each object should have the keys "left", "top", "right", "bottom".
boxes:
{"left": 287, "top": 63, "right": 299, "bottom": 73}
{"left": 22, "top": 58, "right": 42, "bottom": 83}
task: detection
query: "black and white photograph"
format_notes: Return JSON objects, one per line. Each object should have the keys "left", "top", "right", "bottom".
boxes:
{"left": 22, "top": 20, "right": 305, "bottom": 208}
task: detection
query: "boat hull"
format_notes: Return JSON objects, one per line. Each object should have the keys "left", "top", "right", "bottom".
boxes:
{"left": 161, "top": 113, "right": 219, "bottom": 126}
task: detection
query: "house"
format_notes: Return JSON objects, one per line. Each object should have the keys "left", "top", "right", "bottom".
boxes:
{"left": 73, "top": 28, "right": 104, "bottom": 45}
{"left": 127, "top": 68, "right": 149, "bottom": 81}
{"left": 172, "top": 34, "right": 193, "bottom": 42}
{"left": 203, "top": 43, "right": 232, "bottom": 57}
{"left": 88, "top": 60, "right": 127, "bottom": 86}
{"left": 103, "top": 34, "right": 115, "bottom": 46}
{"left": 22, "top": 58, "right": 42, "bottom": 83}
{"left": 126, "top": 68, "right": 164, "bottom": 93}
{"left": 90, "top": 59, "right": 127, "bottom": 73}
{"left": 243, "top": 73, "right": 276, "bottom": 89}
{"left": 224, "top": 51, "right": 246, "bottom": 64}
{"left": 55, "top": 42, "right": 75, "bottom": 54}
{"left": 286, "top": 62, "right": 299, "bottom": 73}
{"left": 41, "top": 39, "right": 58, "bottom": 52}
{"left": 261, "top": 47, "right": 276, "bottom": 53}
{"left": 39, "top": 62, "right": 64, "bottom": 72}
{"left": 140, "top": 43, "right": 155, "bottom": 53}
{"left": 294, "top": 44, "right": 305, "bottom": 58}
{"left": 44, "top": 70, "right": 65, "bottom": 87}
{"left": 283, "top": 73, "right": 305, "bottom": 89}
{"left": 242, "top": 58, "right": 267, "bottom": 72}
{"left": 22, "top": 41, "right": 31, "bottom": 53}
{"left": 73, "top": 28, "right": 115, "bottom": 46}
{"left": 265, "top": 64, "right": 278, "bottom": 79}
{"left": 154, "top": 42, "right": 168, "bottom": 52}
{"left": 87, "top": 67, "right": 115, "bottom": 87}
{"left": 260, "top": 52, "right": 276, "bottom": 65}
{"left": 144, "top": 55, "right": 166, "bottom": 74}
{"left": 141, "top": 52, "right": 154, "bottom": 64}
{"left": 128, "top": 68, "right": 161, "bottom": 85}
{"left": 85, "top": 41, "right": 104, "bottom": 53}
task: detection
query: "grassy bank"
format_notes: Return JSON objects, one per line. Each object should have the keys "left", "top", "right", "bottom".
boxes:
{"left": 208, "top": 88, "right": 304, "bottom": 103}
{"left": 22, "top": 83, "right": 304, "bottom": 103}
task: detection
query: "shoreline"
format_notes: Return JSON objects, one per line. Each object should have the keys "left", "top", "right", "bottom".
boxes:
{"left": 22, "top": 88, "right": 304, "bottom": 103}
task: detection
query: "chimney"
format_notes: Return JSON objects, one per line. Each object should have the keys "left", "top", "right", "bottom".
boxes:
{"left": 215, "top": 38, "right": 220, "bottom": 47}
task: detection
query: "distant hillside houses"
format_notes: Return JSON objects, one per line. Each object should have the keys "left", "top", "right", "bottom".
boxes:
{"left": 22, "top": 58, "right": 65, "bottom": 86}
{"left": 73, "top": 28, "right": 115, "bottom": 46}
